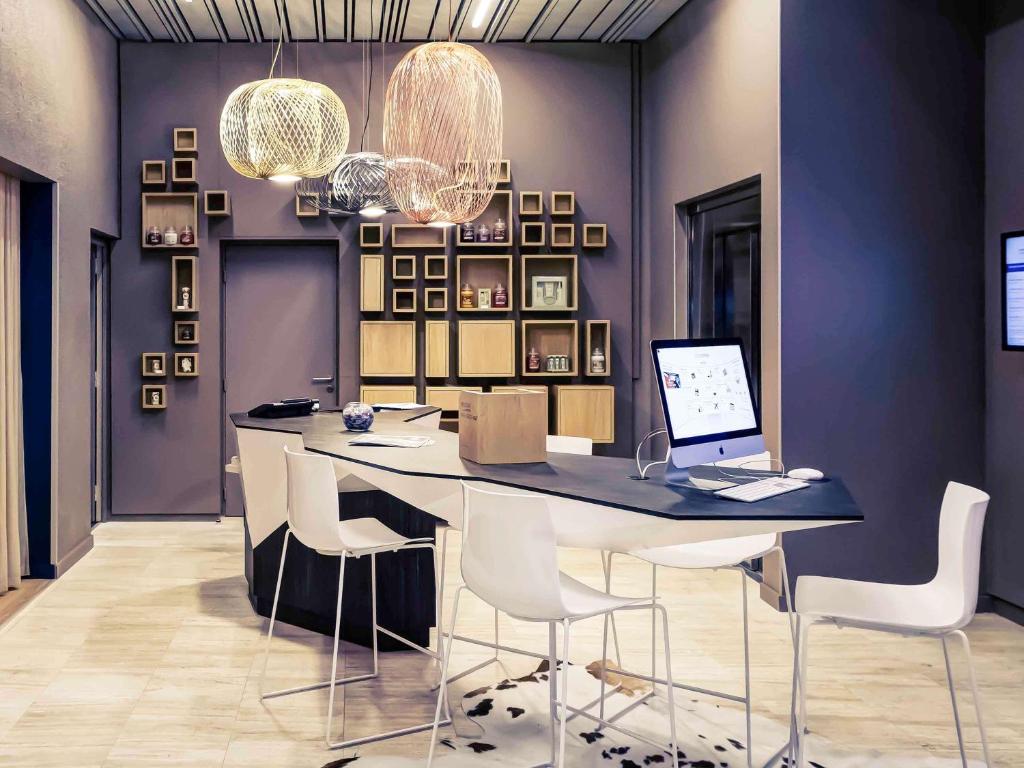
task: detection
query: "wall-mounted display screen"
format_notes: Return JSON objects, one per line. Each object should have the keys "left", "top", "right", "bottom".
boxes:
{"left": 1003, "top": 231, "right": 1024, "bottom": 350}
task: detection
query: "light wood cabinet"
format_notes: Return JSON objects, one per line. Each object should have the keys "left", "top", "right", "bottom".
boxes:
{"left": 553, "top": 385, "right": 615, "bottom": 444}
{"left": 360, "top": 321, "right": 416, "bottom": 377}
{"left": 585, "top": 320, "right": 611, "bottom": 377}
{"left": 458, "top": 320, "right": 515, "bottom": 377}
{"left": 425, "top": 385, "right": 483, "bottom": 413}
{"left": 360, "top": 254, "right": 385, "bottom": 312}
{"left": 425, "top": 321, "right": 449, "bottom": 378}
{"left": 359, "top": 385, "right": 418, "bottom": 404}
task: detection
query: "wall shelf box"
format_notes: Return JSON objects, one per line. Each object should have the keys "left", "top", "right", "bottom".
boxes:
{"left": 458, "top": 190, "right": 513, "bottom": 247}
{"left": 141, "top": 353, "right": 167, "bottom": 377}
{"left": 392, "top": 224, "right": 447, "bottom": 249}
{"left": 360, "top": 385, "right": 417, "bottom": 404}
{"left": 425, "top": 287, "right": 448, "bottom": 313}
{"left": 171, "top": 255, "right": 198, "bottom": 313}
{"left": 142, "top": 193, "right": 198, "bottom": 249}
{"left": 456, "top": 255, "right": 513, "bottom": 312}
{"left": 204, "top": 190, "right": 231, "bottom": 216}
{"left": 551, "top": 191, "right": 576, "bottom": 216}
{"left": 360, "top": 321, "right": 416, "bottom": 377}
{"left": 425, "top": 385, "right": 484, "bottom": 420}
{"left": 171, "top": 157, "right": 197, "bottom": 184}
{"left": 491, "top": 384, "right": 548, "bottom": 395}
{"left": 522, "top": 320, "right": 579, "bottom": 376}
{"left": 585, "top": 320, "right": 612, "bottom": 376}
{"left": 173, "top": 127, "right": 198, "bottom": 153}
{"left": 458, "top": 320, "right": 516, "bottom": 377}
{"left": 142, "top": 160, "right": 166, "bottom": 185}
{"left": 583, "top": 223, "right": 607, "bottom": 248}
{"left": 360, "top": 222, "right": 385, "bottom": 248}
{"left": 174, "top": 352, "right": 199, "bottom": 377}
{"left": 425, "top": 320, "right": 450, "bottom": 378}
{"left": 392, "top": 254, "right": 417, "bottom": 280}
{"left": 519, "top": 191, "right": 543, "bottom": 216}
{"left": 551, "top": 223, "right": 575, "bottom": 248}
{"left": 521, "top": 221, "right": 546, "bottom": 247}
{"left": 496, "top": 159, "right": 511, "bottom": 184}
{"left": 295, "top": 194, "right": 320, "bottom": 217}
{"left": 553, "top": 385, "right": 615, "bottom": 444}
{"left": 174, "top": 320, "right": 199, "bottom": 345}
{"left": 425, "top": 254, "right": 449, "bottom": 280}
{"left": 521, "top": 254, "right": 578, "bottom": 311}
{"left": 142, "top": 384, "right": 167, "bottom": 410}
{"left": 392, "top": 288, "right": 417, "bottom": 313}
{"left": 360, "top": 254, "right": 386, "bottom": 312}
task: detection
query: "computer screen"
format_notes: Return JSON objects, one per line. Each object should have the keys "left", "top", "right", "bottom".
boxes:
{"left": 1004, "top": 231, "right": 1024, "bottom": 350}
{"left": 651, "top": 338, "right": 761, "bottom": 447}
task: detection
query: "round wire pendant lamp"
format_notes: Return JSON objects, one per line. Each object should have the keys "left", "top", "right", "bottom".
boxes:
{"left": 331, "top": 152, "right": 398, "bottom": 216}
{"left": 220, "top": 77, "right": 350, "bottom": 182}
{"left": 383, "top": 42, "right": 503, "bottom": 225}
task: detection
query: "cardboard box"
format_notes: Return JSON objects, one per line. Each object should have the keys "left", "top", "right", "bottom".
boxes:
{"left": 458, "top": 390, "right": 548, "bottom": 464}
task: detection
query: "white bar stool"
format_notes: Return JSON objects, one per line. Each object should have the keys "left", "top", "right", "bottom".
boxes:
{"left": 259, "top": 446, "right": 451, "bottom": 750}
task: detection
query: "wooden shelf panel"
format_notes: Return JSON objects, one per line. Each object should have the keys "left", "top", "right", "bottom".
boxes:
{"left": 142, "top": 384, "right": 167, "bottom": 410}
{"left": 360, "top": 321, "right": 416, "bottom": 377}
{"left": 521, "top": 255, "right": 578, "bottom": 311}
{"left": 425, "top": 320, "right": 450, "bottom": 378}
{"left": 392, "top": 288, "right": 417, "bottom": 313}
{"left": 424, "top": 287, "right": 448, "bottom": 312}
{"left": 425, "top": 254, "right": 448, "bottom": 280}
{"left": 392, "top": 224, "right": 447, "bottom": 249}
{"left": 551, "top": 191, "right": 575, "bottom": 216}
{"left": 360, "top": 255, "right": 385, "bottom": 312}
{"left": 425, "top": 385, "right": 483, "bottom": 415}
{"left": 583, "top": 223, "right": 607, "bottom": 248}
{"left": 392, "top": 254, "right": 417, "bottom": 281}
{"left": 585, "top": 320, "right": 611, "bottom": 377}
{"left": 171, "top": 255, "right": 198, "bottom": 313}
{"left": 142, "top": 160, "right": 165, "bottom": 185}
{"left": 204, "top": 190, "right": 231, "bottom": 216}
{"left": 360, "top": 222, "right": 385, "bottom": 248}
{"left": 173, "top": 127, "right": 197, "bottom": 153}
{"left": 551, "top": 223, "right": 575, "bottom": 248}
{"left": 553, "top": 385, "right": 614, "bottom": 443}
{"left": 142, "top": 193, "right": 198, "bottom": 249}
{"left": 521, "top": 221, "right": 545, "bottom": 247}
{"left": 522, "top": 320, "right": 578, "bottom": 376}
{"left": 519, "top": 191, "right": 543, "bottom": 216}
{"left": 457, "top": 190, "right": 513, "bottom": 247}
{"left": 172, "top": 157, "right": 197, "bottom": 184}
{"left": 360, "top": 384, "right": 417, "bottom": 404}
{"left": 458, "top": 320, "right": 516, "bottom": 378}
{"left": 456, "top": 255, "right": 513, "bottom": 312}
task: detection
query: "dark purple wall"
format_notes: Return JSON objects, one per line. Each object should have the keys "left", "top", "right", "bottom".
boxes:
{"left": 113, "top": 42, "right": 634, "bottom": 517}
{"left": 779, "top": 0, "right": 986, "bottom": 586}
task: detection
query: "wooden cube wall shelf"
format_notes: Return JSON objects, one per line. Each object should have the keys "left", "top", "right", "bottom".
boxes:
{"left": 392, "top": 254, "right": 416, "bottom": 280}
{"left": 425, "top": 385, "right": 484, "bottom": 416}
{"left": 458, "top": 190, "right": 513, "bottom": 247}
{"left": 519, "top": 191, "right": 543, "bottom": 216}
{"left": 360, "top": 222, "right": 385, "bottom": 248}
{"left": 458, "top": 320, "right": 516, "bottom": 377}
{"left": 172, "top": 157, "right": 197, "bottom": 184}
{"left": 173, "top": 127, "right": 198, "bottom": 153}
{"left": 521, "top": 221, "right": 546, "bottom": 247}
{"left": 295, "top": 194, "right": 320, "bottom": 217}
{"left": 496, "top": 159, "right": 511, "bottom": 184}
{"left": 141, "top": 353, "right": 166, "bottom": 377}
{"left": 360, "top": 321, "right": 416, "bottom": 377}
{"left": 553, "top": 385, "right": 615, "bottom": 444}
{"left": 425, "top": 320, "right": 450, "bottom": 378}
{"left": 551, "top": 191, "right": 576, "bottom": 216}
{"left": 521, "top": 254, "right": 578, "bottom": 311}
{"left": 171, "top": 255, "right": 198, "bottom": 313}
{"left": 174, "top": 320, "right": 199, "bottom": 345}
{"left": 551, "top": 223, "right": 575, "bottom": 248}
{"left": 425, "top": 255, "right": 449, "bottom": 280}
{"left": 392, "top": 224, "right": 447, "bottom": 249}
{"left": 142, "top": 384, "right": 167, "bottom": 410}
{"left": 585, "top": 320, "right": 611, "bottom": 376}
{"left": 360, "top": 254, "right": 386, "bottom": 312}
{"left": 174, "top": 352, "right": 199, "bottom": 377}
{"left": 142, "top": 160, "right": 166, "bottom": 185}
{"left": 522, "top": 320, "right": 579, "bottom": 376}
{"left": 425, "top": 287, "right": 448, "bottom": 313}
{"left": 360, "top": 384, "right": 418, "bottom": 404}
{"left": 583, "top": 223, "right": 607, "bottom": 248}
{"left": 204, "top": 190, "right": 231, "bottom": 216}
{"left": 393, "top": 288, "right": 417, "bottom": 313}
{"left": 142, "top": 193, "right": 198, "bottom": 249}
{"left": 456, "top": 255, "right": 513, "bottom": 312}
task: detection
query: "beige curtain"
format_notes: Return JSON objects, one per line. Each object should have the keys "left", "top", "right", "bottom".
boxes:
{"left": 0, "top": 173, "right": 28, "bottom": 595}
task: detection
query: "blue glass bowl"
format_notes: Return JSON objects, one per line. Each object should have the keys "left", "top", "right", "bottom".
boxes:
{"left": 342, "top": 401, "right": 374, "bottom": 432}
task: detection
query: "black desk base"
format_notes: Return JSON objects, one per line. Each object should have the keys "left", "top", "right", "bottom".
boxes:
{"left": 244, "top": 490, "right": 437, "bottom": 651}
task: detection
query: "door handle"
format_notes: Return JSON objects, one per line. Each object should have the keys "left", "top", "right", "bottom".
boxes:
{"left": 311, "top": 377, "right": 334, "bottom": 384}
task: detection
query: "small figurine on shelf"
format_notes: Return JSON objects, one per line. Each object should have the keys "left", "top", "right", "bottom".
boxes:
{"left": 477, "top": 223, "right": 490, "bottom": 243}
{"left": 527, "top": 347, "right": 541, "bottom": 373}
{"left": 146, "top": 225, "right": 162, "bottom": 246}
{"left": 151, "top": 358, "right": 163, "bottom": 375}
{"left": 591, "top": 346, "right": 606, "bottom": 374}
{"left": 180, "top": 357, "right": 193, "bottom": 374}
{"left": 163, "top": 225, "right": 179, "bottom": 246}
{"left": 478, "top": 288, "right": 491, "bottom": 309}
{"left": 178, "top": 285, "right": 191, "bottom": 310}
{"left": 460, "top": 222, "right": 476, "bottom": 242}
{"left": 460, "top": 283, "right": 475, "bottom": 309}
{"left": 179, "top": 225, "right": 195, "bottom": 246}
{"left": 493, "top": 282, "right": 508, "bottom": 308}
{"left": 493, "top": 217, "right": 507, "bottom": 243}
{"left": 150, "top": 390, "right": 161, "bottom": 407}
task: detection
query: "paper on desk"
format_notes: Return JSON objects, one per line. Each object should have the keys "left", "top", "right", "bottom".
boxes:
{"left": 348, "top": 435, "right": 436, "bottom": 448}
{"left": 372, "top": 402, "right": 422, "bottom": 410}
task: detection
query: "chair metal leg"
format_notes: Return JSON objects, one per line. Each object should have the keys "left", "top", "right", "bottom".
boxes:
{"left": 549, "top": 622, "right": 559, "bottom": 766}
{"left": 954, "top": 630, "right": 992, "bottom": 768}
{"left": 741, "top": 569, "right": 753, "bottom": 768}
{"left": 794, "top": 619, "right": 811, "bottom": 768}
{"left": 325, "top": 551, "right": 348, "bottom": 747}
{"left": 941, "top": 635, "right": 969, "bottom": 768}
{"left": 427, "top": 585, "right": 464, "bottom": 768}
{"left": 602, "top": 551, "right": 623, "bottom": 665}
{"left": 258, "top": 529, "right": 290, "bottom": 698}
{"left": 556, "top": 618, "right": 571, "bottom": 768}
{"left": 370, "top": 553, "right": 380, "bottom": 676}
{"left": 655, "top": 602, "right": 679, "bottom": 764}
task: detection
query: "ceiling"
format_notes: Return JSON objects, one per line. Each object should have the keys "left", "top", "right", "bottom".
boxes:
{"left": 83, "top": 0, "right": 687, "bottom": 44}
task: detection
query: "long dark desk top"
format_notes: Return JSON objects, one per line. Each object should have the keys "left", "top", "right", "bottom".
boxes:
{"left": 231, "top": 410, "right": 863, "bottom": 524}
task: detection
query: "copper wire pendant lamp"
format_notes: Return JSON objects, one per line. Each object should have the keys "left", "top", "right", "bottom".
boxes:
{"left": 383, "top": 41, "right": 503, "bottom": 225}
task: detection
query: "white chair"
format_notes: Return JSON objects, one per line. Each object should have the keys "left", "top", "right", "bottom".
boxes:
{"left": 546, "top": 434, "right": 594, "bottom": 455}
{"left": 792, "top": 481, "right": 991, "bottom": 768}
{"left": 259, "top": 446, "right": 450, "bottom": 750}
{"left": 428, "top": 482, "right": 679, "bottom": 768}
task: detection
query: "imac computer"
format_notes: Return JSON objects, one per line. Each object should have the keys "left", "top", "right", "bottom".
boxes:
{"left": 651, "top": 338, "right": 765, "bottom": 486}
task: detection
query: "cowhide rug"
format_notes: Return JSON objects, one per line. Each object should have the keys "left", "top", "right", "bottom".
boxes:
{"left": 323, "top": 660, "right": 985, "bottom": 768}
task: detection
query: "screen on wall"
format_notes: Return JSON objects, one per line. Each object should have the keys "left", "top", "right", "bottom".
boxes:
{"left": 1003, "top": 232, "right": 1024, "bottom": 350}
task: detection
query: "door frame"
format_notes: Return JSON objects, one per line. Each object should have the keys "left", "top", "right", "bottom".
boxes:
{"left": 89, "top": 233, "right": 113, "bottom": 523}
{"left": 218, "top": 238, "right": 343, "bottom": 517}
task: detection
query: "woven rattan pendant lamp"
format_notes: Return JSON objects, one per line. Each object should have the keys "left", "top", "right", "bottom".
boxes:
{"left": 383, "top": 41, "right": 503, "bottom": 226}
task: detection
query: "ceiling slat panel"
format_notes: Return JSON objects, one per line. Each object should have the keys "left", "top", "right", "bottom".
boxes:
{"left": 532, "top": 0, "right": 585, "bottom": 40}
{"left": 323, "top": 0, "right": 347, "bottom": 39}
{"left": 622, "top": 0, "right": 686, "bottom": 39}
{"left": 576, "top": 0, "right": 631, "bottom": 40}
{"left": 549, "top": 0, "right": 609, "bottom": 39}
{"left": 400, "top": 0, "right": 440, "bottom": 41}
{"left": 96, "top": 0, "right": 145, "bottom": 39}
{"left": 252, "top": 0, "right": 284, "bottom": 40}
{"left": 282, "top": 0, "right": 318, "bottom": 40}
{"left": 494, "top": 0, "right": 547, "bottom": 41}
{"left": 177, "top": 0, "right": 222, "bottom": 40}
{"left": 216, "top": 1, "right": 253, "bottom": 40}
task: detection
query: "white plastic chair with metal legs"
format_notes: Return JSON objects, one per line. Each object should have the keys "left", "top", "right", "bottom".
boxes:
{"left": 428, "top": 482, "right": 680, "bottom": 768}
{"left": 259, "top": 447, "right": 452, "bottom": 750}
{"left": 792, "top": 481, "right": 992, "bottom": 768}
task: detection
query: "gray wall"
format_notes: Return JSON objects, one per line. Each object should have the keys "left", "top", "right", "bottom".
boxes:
{"left": 0, "top": 0, "right": 120, "bottom": 569}
{"left": 113, "top": 42, "right": 635, "bottom": 517}
{"left": 984, "top": 12, "right": 1024, "bottom": 613}
{"left": 779, "top": 0, "right": 986, "bottom": 585}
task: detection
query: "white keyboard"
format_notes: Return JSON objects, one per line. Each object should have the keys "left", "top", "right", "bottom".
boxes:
{"left": 714, "top": 476, "right": 809, "bottom": 503}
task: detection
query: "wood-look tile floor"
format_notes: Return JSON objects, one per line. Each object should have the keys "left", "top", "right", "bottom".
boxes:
{"left": 0, "top": 519, "right": 1020, "bottom": 767}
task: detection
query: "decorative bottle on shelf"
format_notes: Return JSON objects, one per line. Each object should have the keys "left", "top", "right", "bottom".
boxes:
{"left": 146, "top": 225, "right": 162, "bottom": 246}
{"left": 591, "top": 346, "right": 606, "bottom": 374}
{"left": 527, "top": 347, "right": 541, "bottom": 373}
{"left": 163, "top": 225, "right": 179, "bottom": 246}
{"left": 150, "top": 390, "right": 161, "bottom": 406}
{"left": 460, "top": 283, "right": 475, "bottom": 309}
{"left": 179, "top": 225, "right": 195, "bottom": 245}
{"left": 493, "top": 282, "right": 508, "bottom": 308}
{"left": 493, "top": 217, "right": 507, "bottom": 243}
{"left": 460, "top": 222, "right": 475, "bottom": 242}
{"left": 477, "top": 223, "right": 491, "bottom": 243}
{"left": 179, "top": 285, "right": 191, "bottom": 310}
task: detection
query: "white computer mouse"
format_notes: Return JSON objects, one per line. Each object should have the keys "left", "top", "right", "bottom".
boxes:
{"left": 788, "top": 467, "right": 824, "bottom": 481}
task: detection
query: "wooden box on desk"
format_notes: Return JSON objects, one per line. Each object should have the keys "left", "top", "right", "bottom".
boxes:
{"left": 458, "top": 390, "right": 547, "bottom": 464}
